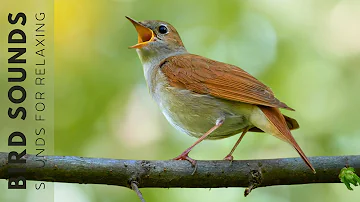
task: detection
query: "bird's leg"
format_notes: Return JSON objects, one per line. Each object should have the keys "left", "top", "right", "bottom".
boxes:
{"left": 223, "top": 127, "right": 250, "bottom": 161}
{"left": 173, "top": 119, "right": 224, "bottom": 166}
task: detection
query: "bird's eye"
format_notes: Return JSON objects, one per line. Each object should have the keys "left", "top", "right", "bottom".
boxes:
{"left": 158, "top": 25, "right": 168, "bottom": 34}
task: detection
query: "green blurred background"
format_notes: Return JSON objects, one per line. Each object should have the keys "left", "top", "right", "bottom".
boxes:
{"left": 3, "top": 0, "right": 360, "bottom": 201}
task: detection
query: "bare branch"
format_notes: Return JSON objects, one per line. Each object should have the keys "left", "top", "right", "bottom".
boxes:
{"left": 0, "top": 152, "right": 359, "bottom": 191}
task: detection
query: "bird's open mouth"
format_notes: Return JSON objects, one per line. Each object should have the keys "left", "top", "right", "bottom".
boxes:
{"left": 126, "top": 16, "right": 155, "bottom": 49}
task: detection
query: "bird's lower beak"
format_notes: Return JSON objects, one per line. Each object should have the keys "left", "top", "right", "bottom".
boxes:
{"left": 126, "top": 16, "right": 155, "bottom": 49}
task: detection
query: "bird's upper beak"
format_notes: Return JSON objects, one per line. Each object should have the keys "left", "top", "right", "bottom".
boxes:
{"left": 126, "top": 16, "right": 155, "bottom": 49}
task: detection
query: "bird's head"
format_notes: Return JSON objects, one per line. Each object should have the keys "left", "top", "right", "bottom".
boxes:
{"left": 126, "top": 16, "right": 187, "bottom": 63}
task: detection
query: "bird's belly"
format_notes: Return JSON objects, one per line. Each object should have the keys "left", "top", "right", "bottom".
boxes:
{"left": 153, "top": 85, "right": 254, "bottom": 139}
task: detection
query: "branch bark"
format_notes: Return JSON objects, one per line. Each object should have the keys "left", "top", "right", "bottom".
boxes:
{"left": 1, "top": 152, "right": 359, "bottom": 191}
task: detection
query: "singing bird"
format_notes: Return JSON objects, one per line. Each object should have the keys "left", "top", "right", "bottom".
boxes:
{"left": 126, "top": 16, "right": 315, "bottom": 173}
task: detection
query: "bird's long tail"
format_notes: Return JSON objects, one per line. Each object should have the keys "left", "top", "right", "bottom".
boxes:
{"left": 258, "top": 106, "right": 316, "bottom": 173}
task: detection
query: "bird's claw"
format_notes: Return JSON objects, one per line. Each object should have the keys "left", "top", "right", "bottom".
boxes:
{"left": 173, "top": 152, "right": 198, "bottom": 175}
{"left": 173, "top": 153, "right": 197, "bottom": 166}
{"left": 223, "top": 154, "right": 234, "bottom": 165}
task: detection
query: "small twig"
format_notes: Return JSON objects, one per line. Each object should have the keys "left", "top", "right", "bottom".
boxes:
{"left": 131, "top": 181, "right": 146, "bottom": 202}
{"left": 244, "top": 184, "right": 255, "bottom": 197}
{"left": 244, "top": 169, "right": 262, "bottom": 197}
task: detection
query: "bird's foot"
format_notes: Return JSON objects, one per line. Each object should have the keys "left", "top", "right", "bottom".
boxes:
{"left": 173, "top": 152, "right": 197, "bottom": 167}
{"left": 223, "top": 154, "right": 234, "bottom": 161}
{"left": 223, "top": 154, "right": 234, "bottom": 165}
{"left": 173, "top": 151, "right": 198, "bottom": 175}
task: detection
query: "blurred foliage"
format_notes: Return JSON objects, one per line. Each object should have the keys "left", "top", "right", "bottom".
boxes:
{"left": 339, "top": 167, "right": 360, "bottom": 191}
{"left": 1, "top": 0, "right": 360, "bottom": 201}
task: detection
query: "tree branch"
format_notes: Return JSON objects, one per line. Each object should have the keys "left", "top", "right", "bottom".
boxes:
{"left": 1, "top": 152, "right": 359, "bottom": 192}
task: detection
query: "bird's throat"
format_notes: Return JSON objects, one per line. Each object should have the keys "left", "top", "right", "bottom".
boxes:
{"left": 136, "top": 47, "right": 187, "bottom": 80}
{"left": 136, "top": 46, "right": 187, "bottom": 66}
{"left": 136, "top": 48, "right": 187, "bottom": 94}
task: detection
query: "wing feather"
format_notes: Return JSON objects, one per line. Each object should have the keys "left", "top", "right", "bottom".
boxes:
{"left": 160, "top": 54, "right": 294, "bottom": 110}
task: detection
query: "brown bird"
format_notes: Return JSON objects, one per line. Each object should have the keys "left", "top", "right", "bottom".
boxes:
{"left": 126, "top": 16, "right": 316, "bottom": 173}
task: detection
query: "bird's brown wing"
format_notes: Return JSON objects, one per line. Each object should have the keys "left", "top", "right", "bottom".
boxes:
{"left": 160, "top": 54, "right": 294, "bottom": 110}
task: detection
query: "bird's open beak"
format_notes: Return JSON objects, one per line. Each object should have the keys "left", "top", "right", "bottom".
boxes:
{"left": 126, "top": 16, "right": 155, "bottom": 49}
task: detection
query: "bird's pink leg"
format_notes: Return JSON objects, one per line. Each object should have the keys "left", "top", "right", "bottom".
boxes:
{"left": 173, "top": 119, "right": 224, "bottom": 166}
{"left": 223, "top": 127, "right": 249, "bottom": 161}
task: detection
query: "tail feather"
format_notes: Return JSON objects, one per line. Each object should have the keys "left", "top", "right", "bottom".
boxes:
{"left": 259, "top": 106, "right": 316, "bottom": 173}
{"left": 283, "top": 115, "right": 300, "bottom": 130}
{"left": 249, "top": 114, "right": 299, "bottom": 132}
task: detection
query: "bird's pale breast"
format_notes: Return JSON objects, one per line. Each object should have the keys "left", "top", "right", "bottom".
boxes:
{"left": 151, "top": 69, "right": 255, "bottom": 139}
